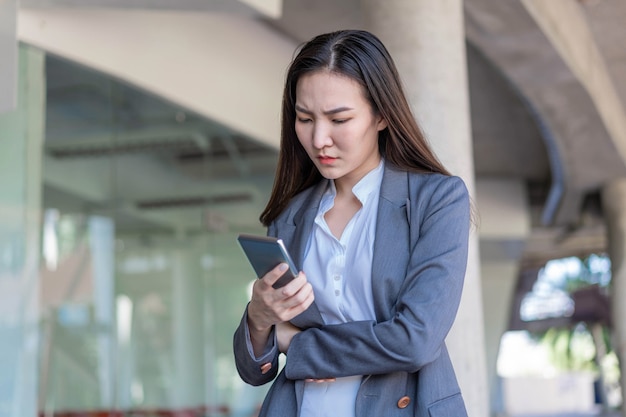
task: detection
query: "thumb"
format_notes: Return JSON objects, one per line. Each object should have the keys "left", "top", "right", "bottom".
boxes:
{"left": 262, "top": 263, "right": 291, "bottom": 288}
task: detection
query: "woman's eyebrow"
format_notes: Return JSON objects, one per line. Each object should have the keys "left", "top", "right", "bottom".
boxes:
{"left": 295, "top": 104, "right": 354, "bottom": 115}
{"left": 294, "top": 104, "right": 312, "bottom": 114}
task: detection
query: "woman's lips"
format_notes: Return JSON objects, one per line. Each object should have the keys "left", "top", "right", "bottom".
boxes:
{"left": 318, "top": 156, "right": 337, "bottom": 165}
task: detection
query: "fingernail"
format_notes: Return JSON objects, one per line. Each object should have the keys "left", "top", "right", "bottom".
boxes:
{"left": 260, "top": 363, "right": 272, "bottom": 374}
{"left": 279, "top": 263, "right": 288, "bottom": 272}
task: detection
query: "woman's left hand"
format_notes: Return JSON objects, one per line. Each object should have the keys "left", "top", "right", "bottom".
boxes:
{"left": 277, "top": 322, "right": 336, "bottom": 383}
{"left": 276, "top": 321, "right": 301, "bottom": 353}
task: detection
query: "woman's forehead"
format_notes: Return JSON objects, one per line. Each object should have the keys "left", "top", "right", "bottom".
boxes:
{"left": 296, "top": 71, "right": 367, "bottom": 103}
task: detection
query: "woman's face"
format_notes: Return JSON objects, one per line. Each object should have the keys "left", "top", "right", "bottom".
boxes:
{"left": 295, "top": 70, "right": 387, "bottom": 190}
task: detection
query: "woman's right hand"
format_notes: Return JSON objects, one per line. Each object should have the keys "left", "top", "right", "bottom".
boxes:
{"left": 247, "top": 263, "right": 314, "bottom": 355}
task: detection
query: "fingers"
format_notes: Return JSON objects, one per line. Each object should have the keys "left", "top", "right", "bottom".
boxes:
{"left": 305, "top": 378, "right": 337, "bottom": 383}
{"left": 259, "top": 263, "right": 292, "bottom": 288}
{"left": 280, "top": 272, "right": 315, "bottom": 312}
{"left": 260, "top": 363, "right": 272, "bottom": 374}
{"left": 272, "top": 272, "right": 314, "bottom": 322}
{"left": 248, "top": 269, "right": 314, "bottom": 329}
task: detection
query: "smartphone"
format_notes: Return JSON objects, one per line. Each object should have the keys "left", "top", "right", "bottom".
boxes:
{"left": 237, "top": 234, "right": 299, "bottom": 289}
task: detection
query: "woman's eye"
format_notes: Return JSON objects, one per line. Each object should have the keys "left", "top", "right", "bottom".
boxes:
{"left": 297, "top": 117, "right": 312, "bottom": 123}
{"left": 333, "top": 119, "right": 348, "bottom": 124}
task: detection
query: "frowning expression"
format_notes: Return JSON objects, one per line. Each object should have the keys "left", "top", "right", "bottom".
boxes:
{"left": 295, "top": 70, "right": 387, "bottom": 190}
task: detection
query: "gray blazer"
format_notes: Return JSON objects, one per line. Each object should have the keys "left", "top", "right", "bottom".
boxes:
{"left": 234, "top": 163, "right": 470, "bottom": 417}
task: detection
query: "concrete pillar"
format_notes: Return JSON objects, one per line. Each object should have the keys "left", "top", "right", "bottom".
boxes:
{"left": 0, "top": 44, "right": 45, "bottom": 417}
{"left": 363, "top": 2, "right": 489, "bottom": 416}
{"left": 481, "top": 262, "right": 517, "bottom": 414}
{"left": 601, "top": 178, "right": 626, "bottom": 416}
{"left": 476, "top": 179, "right": 530, "bottom": 415}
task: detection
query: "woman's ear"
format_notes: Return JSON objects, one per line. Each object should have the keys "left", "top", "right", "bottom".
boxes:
{"left": 377, "top": 116, "right": 388, "bottom": 131}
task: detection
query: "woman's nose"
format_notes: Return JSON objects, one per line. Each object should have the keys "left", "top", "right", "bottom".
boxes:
{"left": 312, "top": 123, "right": 332, "bottom": 149}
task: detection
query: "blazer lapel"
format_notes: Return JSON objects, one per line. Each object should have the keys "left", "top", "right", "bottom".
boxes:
{"left": 371, "top": 165, "right": 411, "bottom": 322}
{"left": 287, "top": 180, "right": 328, "bottom": 329}
{"left": 291, "top": 182, "right": 326, "bottom": 268}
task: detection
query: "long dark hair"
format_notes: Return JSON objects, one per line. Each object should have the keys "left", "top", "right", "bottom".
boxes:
{"left": 260, "top": 29, "right": 451, "bottom": 226}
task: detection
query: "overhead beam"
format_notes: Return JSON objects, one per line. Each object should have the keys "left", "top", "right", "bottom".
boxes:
{"left": 19, "top": 0, "right": 283, "bottom": 19}
{"left": 42, "top": 153, "right": 266, "bottom": 230}
{"left": 521, "top": 0, "right": 626, "bottom": 165}
{"left": 44, "top": 125, "right": 214, "bottom": 156}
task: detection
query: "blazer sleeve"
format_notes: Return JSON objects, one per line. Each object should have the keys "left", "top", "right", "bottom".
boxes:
{"left": 284, "top": 176, "right": 470, "bottom": 380}
{"left": 232, "top": 306, "right": 281, "bottom": 386}
{"left": 232, "top": 222, "right": 281, "bottom": 386}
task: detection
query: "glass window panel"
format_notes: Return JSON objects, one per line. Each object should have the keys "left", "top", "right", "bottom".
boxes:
{"left": 40, "top": 55, "right": 277, "bottom": 417}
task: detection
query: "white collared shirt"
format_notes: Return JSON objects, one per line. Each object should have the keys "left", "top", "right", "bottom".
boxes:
{"left": 300, "top": 160, "right": 384, "bottom": 417}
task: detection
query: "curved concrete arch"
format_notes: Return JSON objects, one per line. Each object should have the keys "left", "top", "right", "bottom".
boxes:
{"left": 18, "top": 8, "right": 298, "bottom": 149}
{"left": 465, "top": 0, "right": 626, "bottom": 226}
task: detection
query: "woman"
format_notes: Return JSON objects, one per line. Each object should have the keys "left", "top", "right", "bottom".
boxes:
{"left": 233, "top": 29, "right": 470, "bottom": 417}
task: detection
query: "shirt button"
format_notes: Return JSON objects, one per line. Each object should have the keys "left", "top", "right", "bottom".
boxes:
{"left": 334, "top": 274, "right": 341, "bottom": 281}
{"left": 335, "top": 290, "right": 340, "bottom": 296}
{"left": 397, "top": 396, "right": 411, "bottom": 409}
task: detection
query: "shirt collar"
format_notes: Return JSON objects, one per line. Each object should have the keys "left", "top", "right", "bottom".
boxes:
{"left": 319, "top": 159, "right": 385, "bottom": 212}
{"left": 350, "top": 159, "right": 385, "bottom": 205}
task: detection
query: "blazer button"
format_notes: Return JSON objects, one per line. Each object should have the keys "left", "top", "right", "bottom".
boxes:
{"left": 397, "top": 396, "right": 411, "bottom": 409}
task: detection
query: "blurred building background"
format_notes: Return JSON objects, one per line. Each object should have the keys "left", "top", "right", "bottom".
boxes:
{"left": 1, "top": 1, "right": 626, "bottom": 417}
